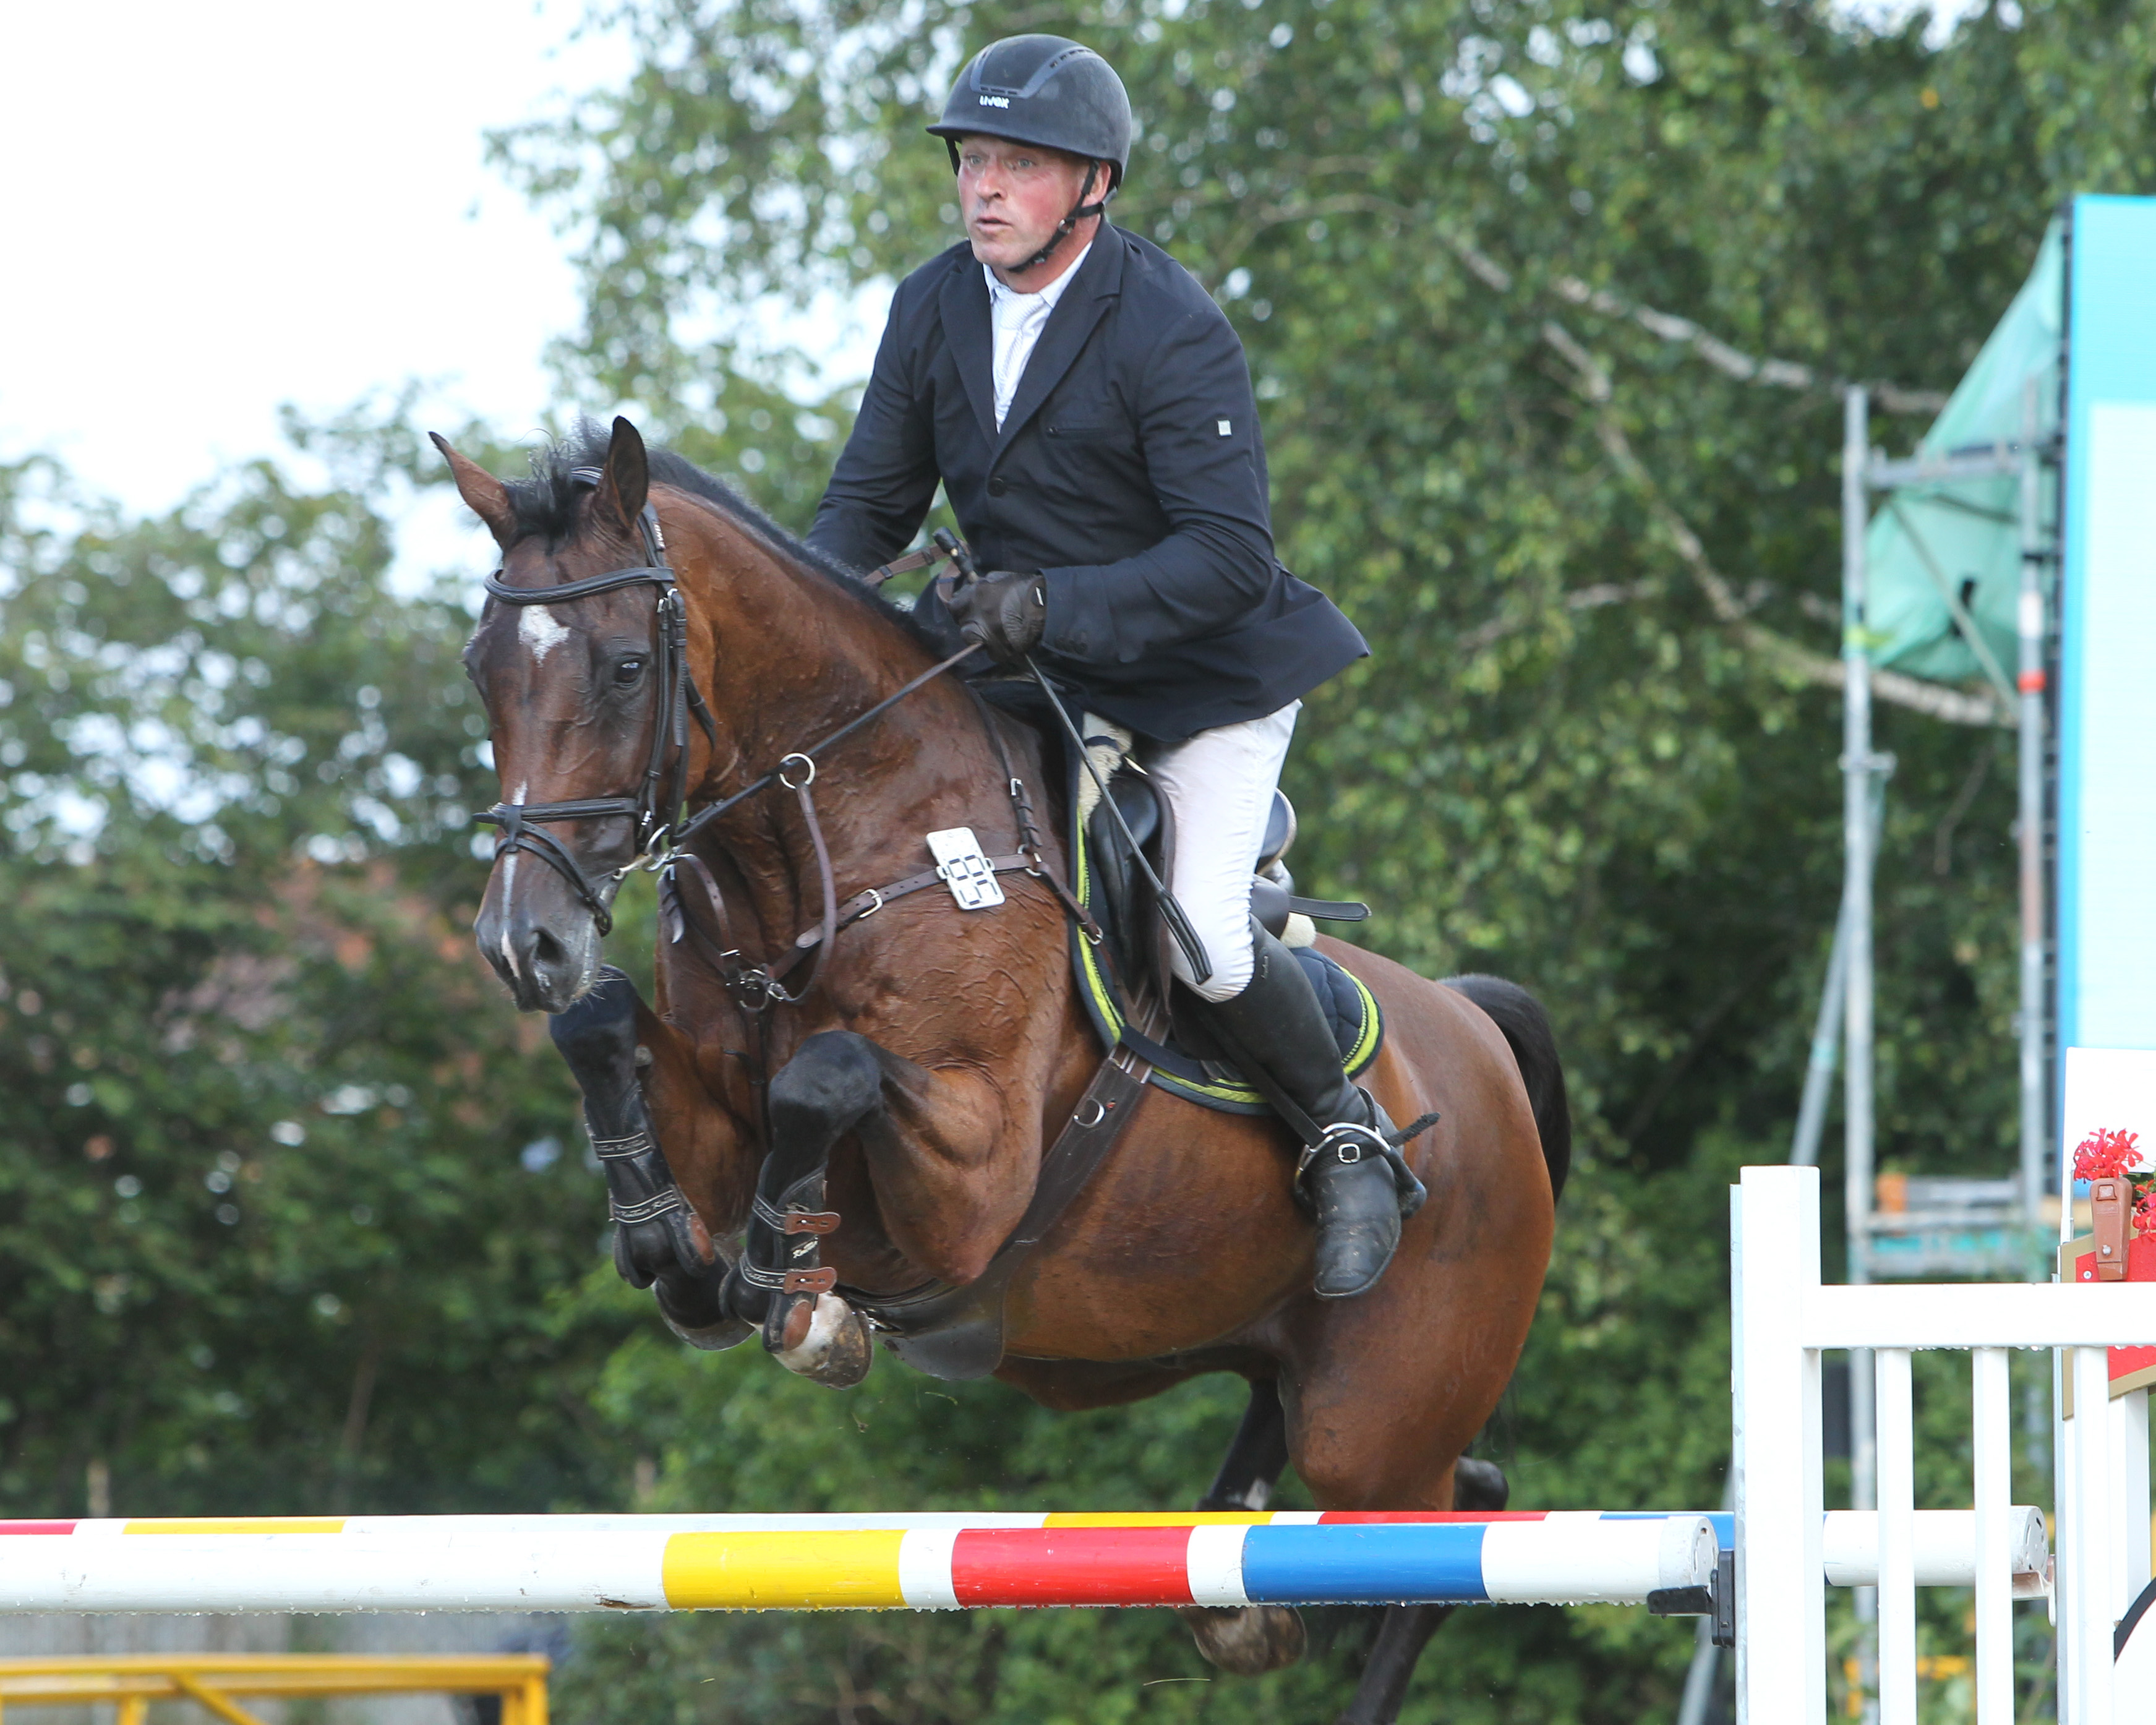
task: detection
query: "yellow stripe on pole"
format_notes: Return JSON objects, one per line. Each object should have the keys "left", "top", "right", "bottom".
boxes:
{"left": 122, "top": 1520, "right": 347, "bottom": 1536}
{"left": 661, "top": 1531, "right": 907, "bottom": 1608}
{"left": 1040, "top": 1513, "right": 1273, "bottom": 1526}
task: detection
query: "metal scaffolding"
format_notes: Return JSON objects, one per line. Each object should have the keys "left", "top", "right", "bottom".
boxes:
{"left": 1677, "top": 379, "right": 2059, "bottom": 1725}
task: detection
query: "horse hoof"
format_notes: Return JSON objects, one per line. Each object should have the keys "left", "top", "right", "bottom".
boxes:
{"left": 656, "top": 1268, "right": 745, "bottom": 1346}
{"left": 1453, "top": 1455, "right": 1510, "bottom": 1512}
{"left": 772, "top": 1293, "right": 873, "bottom": 1388}
{"left": 1176, "top": 1603, "right": 1306, "bottom": 1675}
{"left": 662, "top": 1309, "right": 755, "bottom": 1351}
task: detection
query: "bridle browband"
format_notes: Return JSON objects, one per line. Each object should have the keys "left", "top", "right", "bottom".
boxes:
{"left": 475, "top": 468, "right": 716, "bottom": 936}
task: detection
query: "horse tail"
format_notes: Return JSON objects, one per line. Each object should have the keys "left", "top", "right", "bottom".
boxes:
{"left": 1440, "top": 975, "right": 1570, "bottom": 1205}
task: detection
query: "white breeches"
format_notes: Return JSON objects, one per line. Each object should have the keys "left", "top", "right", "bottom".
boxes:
{"left": 1141, "top": 700, "right": 1299, "bottom": 1003}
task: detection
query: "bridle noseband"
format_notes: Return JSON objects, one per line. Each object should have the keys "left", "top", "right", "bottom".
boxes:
{"left": 476, "top": 467, "right": 716, "bottom": 936}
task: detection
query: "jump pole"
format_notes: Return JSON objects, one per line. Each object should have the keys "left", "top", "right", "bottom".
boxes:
{"left": 0, "top": 1509, "right": 2042, "bottom": 1616}
{"left": 0, "top": 1512, "right": 1711, "bottom": 1614}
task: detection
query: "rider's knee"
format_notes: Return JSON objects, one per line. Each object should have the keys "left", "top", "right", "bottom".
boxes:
{"left": 1176, "top": 919, "right": 1255, "bottom": 1003}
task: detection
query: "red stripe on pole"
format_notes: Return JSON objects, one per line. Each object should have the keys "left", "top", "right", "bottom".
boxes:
{"left": 0, "top": 1522, "right": 78, "bottom": 1535}
{"left": 951, "top": 1526, "right": 1196, "bottom": 1606}
{"left": 1313, "top": 1512, "right": 1549, "bottom": 1524}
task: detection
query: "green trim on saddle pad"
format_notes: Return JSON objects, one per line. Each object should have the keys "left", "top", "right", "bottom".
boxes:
{"left": 1067, "top": 807, "right": 1383, "bottom": 1116}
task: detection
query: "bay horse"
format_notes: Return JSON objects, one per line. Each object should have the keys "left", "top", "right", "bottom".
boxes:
{"left": 438, "top": 417, "right": 1565, "bottom": 1724}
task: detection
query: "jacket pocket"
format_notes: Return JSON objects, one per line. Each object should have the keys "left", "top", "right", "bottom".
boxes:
{"left": 1043, "top": 419, "right": 1124, "bottom": 443}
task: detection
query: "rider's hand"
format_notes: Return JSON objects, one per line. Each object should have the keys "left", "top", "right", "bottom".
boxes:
{"left": 948, "top": 569, "right": 1047, "bottom": 666}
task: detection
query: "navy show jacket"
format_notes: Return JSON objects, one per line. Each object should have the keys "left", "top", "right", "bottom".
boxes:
{"left": 806, "top": 225, "right": 1367, "bottom": 743}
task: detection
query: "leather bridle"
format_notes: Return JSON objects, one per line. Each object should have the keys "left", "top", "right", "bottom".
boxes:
{"left": 475, "top": 467, "right": 715, "bottom": 936}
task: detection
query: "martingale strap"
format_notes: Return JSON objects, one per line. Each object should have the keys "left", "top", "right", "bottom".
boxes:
{"left": 657, "top": 683, "right": 1100, "bottom": 1013}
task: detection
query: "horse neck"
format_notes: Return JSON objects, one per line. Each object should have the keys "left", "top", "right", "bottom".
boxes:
{"left": 667, "top": 499, "right": 1025, "bottom": 942}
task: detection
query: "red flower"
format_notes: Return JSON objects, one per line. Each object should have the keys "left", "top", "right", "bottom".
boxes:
{"left": 2136, "top": 1187, "right": 2156, "bottom": 1240}
{"left": 2074, "top": 1127, "right": 2144, "bottom": 1184}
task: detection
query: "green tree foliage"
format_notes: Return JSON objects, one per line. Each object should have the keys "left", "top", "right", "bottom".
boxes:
{"left": 0, "top": 1, "right": 2142, "bottom": 1718}
{"left": 485, "top": 1, "right": 2150, "bottom": 1718}
{"left": 494, "top": 0, "right": 2152, "bottom": 1176}
{"left": 0, "top": 426, "right": 641, "bottom": 1515}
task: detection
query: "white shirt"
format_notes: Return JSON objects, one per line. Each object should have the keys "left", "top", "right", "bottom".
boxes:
{"left": 985, "top": 242, "right": 1092, "bottom": 432}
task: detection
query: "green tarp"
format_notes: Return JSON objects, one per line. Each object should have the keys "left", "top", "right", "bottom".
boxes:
{"left": 1868, "top": 221, "right": 2061, "bottom": 683}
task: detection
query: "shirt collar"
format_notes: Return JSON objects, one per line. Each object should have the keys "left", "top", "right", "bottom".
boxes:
{"left": 983, "top": 241, "right": 1093, "bottom": 313}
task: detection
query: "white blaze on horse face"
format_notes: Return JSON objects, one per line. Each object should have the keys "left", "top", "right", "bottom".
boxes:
{"left": 520, "top": 604, "right": 570, "bottom": 663}
{"left": 498, "top": 781, "right": 527, "bottom": 979}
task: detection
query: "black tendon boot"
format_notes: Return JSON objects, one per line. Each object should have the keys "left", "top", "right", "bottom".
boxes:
{"left": 727, "top": 1158, "right": 839, "bottom": 1354}
{"left": 1204, "top": 925, "right": 1427, "bottom": 1298}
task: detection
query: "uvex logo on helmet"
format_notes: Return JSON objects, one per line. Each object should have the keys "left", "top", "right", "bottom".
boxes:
{"left": 977, "top": 95, "right": 1011, "bottom": 108}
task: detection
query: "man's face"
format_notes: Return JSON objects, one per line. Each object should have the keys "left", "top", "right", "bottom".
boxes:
{"left": 956, "top": 135, "right": 1100, "bottom": 280}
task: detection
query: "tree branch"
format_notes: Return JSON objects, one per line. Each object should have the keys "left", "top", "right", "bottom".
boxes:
{"left": 1443, "top": 231, "right": 1949, "bottom": 413}
{"left": 1538, "top": 320, "right": 2009, "bottom": 730}
{"left": 1460, "top": 580, "right": 1656, "bottom": 653}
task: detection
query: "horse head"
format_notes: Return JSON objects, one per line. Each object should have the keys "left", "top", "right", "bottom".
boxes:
{"left": 440, "top": 416, "right": 701, "bottom": 1013}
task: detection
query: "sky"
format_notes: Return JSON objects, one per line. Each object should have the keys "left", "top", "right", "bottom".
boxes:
{"left": 0, "top": 0, "right": 1984, "bottom": 576}
{"left": 0, "top": 1, "right": 634, "bottom": 580}
{"left": 0, "top": 0, "right": 630, "bottom": 500}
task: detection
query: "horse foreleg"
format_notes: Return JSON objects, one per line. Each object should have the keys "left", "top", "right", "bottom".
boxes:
{"left": 730, "top": 1029, "right": 882, "bottom": 1387}
{"left": 549, "top": 966, "right": 745, "bottom": 1347}
{"left": 1332, "top": 1455, "right": 1510, "bottom": 1725}
{"left": 1199, "top": 1377, "right": 1292, "bottom": 1511}
{"left": 1179, "top": 1378, "right": 1308, "bottom": 1676}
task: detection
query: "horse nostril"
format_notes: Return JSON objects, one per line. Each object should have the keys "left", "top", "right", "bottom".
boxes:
{"left": 529, "top": 924, "right": 570, "bottom": 975}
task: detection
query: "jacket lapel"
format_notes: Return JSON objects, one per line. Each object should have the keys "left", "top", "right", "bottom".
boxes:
{"left": 938, "top": 262, "right": 999, "bottom": 447}
{"left": 994, "top": 229, "right": 1126, "bottom": 452}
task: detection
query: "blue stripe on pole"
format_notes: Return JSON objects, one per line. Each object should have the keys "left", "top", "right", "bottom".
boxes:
{"left": 1240, "top": 1523, "right": 1490, "bottom": 1604}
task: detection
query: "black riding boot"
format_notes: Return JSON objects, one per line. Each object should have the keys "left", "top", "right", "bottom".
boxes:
{"left": 1204, "top": 926, "right": 1427, "bottom": 1299}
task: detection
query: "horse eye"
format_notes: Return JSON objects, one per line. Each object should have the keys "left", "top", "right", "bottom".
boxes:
{"left": 614, "top": 657, "right": 645, "bottom": 687}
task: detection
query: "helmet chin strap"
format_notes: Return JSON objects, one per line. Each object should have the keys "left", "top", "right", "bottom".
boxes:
{"left": 1015, "top": 161, "right": 1110, "bottom": 273}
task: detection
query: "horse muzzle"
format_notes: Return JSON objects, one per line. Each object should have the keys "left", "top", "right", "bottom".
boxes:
{"left": 476, "top": 875, "right": 607, "bottom": 1013}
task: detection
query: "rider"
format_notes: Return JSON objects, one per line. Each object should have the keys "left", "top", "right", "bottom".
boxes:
{"left": 806, "top": 34, "right": 1422, "bottom": 1299}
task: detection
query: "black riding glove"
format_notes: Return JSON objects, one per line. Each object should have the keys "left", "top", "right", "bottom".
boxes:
{"left": 948, "top": 570, "right": 1047, "bottom": 666}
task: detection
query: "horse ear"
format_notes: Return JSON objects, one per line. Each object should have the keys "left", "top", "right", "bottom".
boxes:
{"left": 599, "top": 416, "right": 651, "bottom": 533}
{"left": 429, "top": 433, "right": 517, "bottom": 549}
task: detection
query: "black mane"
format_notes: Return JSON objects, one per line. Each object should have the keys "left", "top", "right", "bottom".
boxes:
{"left": 502, "top": 421, "right": 939, "bottom": 649}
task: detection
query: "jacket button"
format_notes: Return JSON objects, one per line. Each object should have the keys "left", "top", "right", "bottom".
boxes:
{"left": 986, "top": 477, "right": 1008, "bottom": 497}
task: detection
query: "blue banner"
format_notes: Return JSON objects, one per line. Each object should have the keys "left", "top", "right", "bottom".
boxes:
{"left": 2057, "top": 196, "right": 2156, "bottom": 1066}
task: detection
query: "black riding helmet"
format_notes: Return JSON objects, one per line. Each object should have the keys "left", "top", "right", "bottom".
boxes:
{"left": 928, "top": 36, "right": 1133, "bottom": 270}
{"left": 928, "top": 35, "right": 1133, "bottom": 185}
